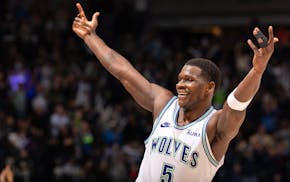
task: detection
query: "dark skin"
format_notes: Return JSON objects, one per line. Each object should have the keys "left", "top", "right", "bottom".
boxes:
{"left": 176, "top": 65, "right": 214, "bottom": 125}
{"left": 72, "top": 2, "right": 279, "bottom": 162}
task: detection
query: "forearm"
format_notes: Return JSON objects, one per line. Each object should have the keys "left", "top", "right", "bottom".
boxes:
{"left": 217, "top": 26, "right": 277, "bottom": 142}
{"left": 82, "top": 33, "right": 166, "bottom": 113}
{"left": 83, "top": 33, "right": 134, "bottom": 80}
{"left": 233, "top": 68, "right": 263, "bottom": 102}
{"left": 219, "top": 68, "right": 263, "bottom": 139}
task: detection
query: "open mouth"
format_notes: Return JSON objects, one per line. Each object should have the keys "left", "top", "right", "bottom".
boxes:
{"left": 178, "top": 92, "right": 188, "bottom": 98}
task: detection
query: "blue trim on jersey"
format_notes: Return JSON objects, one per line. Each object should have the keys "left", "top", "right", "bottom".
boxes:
{"left": 173, "top": 106, "right": 214, "bottom": 130}
{"left": 202, "top": 118, "right": 219, "bottom": 167}
{"left": 144, "top": 96, "right": 177, "bottom": 144}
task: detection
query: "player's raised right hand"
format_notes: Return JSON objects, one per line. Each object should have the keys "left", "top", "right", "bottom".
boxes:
{"left": 72, "top": 3, "right": 100, "bottom": 39}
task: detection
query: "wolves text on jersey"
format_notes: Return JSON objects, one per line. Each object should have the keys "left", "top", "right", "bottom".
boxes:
{"left": 150, "top": 136, "right": 199, "bottom": 168}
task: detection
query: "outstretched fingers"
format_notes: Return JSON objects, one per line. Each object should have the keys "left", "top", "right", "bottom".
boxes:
{"left": 247, "top": 39, "right": 258, "bottom": 54}
{"left": 268, "top": 26, "right": 274, "bottom": 45}
{"left": 92, "top": 12, "right": 100, "bottom": 22}
{"left": 250, "top": 26, "right": 278, "bottom": 53}
{"left": 76, "top": 3, "right": 87, "bottom": 20}
{"left": 268, "top": 26, "right": 279, "bottom": 45}
{"left": 253, "top": 27, "right": 268, "bottom": 48}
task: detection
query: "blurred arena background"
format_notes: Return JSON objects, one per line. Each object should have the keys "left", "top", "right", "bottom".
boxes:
{"left": 0, "top": 0, "right": 290, "bottom": 181}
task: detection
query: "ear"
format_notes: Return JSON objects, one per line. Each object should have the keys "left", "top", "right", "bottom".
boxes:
{"left": 206, "top": 81, "right": 215, "bottom": 94}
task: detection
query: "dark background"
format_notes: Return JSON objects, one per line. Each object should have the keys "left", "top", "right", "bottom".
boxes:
{"left": 0, "top": 0, "right": 290, "bottom": 181}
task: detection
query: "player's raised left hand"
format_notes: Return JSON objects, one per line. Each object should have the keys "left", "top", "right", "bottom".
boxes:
{"left": 247, "top": 26, "right": 279, "bottom": 74}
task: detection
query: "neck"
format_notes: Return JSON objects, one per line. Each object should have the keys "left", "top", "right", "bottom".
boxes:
{"left": 177, "top": 104, "right": 212, "bottom": 126}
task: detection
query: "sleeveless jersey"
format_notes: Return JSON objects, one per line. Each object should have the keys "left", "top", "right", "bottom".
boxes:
{"left": 136, "top": 97, "right": 224, "bottom": 182}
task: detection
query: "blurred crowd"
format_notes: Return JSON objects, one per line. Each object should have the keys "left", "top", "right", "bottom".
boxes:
{"left": 0, "top": 0, "right": 290, "bottom": 182}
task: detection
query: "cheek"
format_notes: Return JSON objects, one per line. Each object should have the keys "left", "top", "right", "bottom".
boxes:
{"left": 190, "top": 82, "right": 202, "bottom": 90}
{"left": 195, "top": 85, "right": 207, "bottom": 97}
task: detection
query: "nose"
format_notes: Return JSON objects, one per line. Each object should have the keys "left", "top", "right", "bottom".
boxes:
{"left": 176, "top": 80, "right": 185, "bottom": 89}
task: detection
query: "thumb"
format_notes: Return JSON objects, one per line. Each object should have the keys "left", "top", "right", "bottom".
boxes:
{"left": 92, "top": 12, "right": 100, "bottom": 22}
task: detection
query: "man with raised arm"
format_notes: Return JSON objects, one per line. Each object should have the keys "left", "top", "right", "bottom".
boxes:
{"left": 72, "top": 3, "right": 278, "bottom": 181}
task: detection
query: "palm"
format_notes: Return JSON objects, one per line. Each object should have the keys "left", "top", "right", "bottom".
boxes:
{"left": 252, "top": 46, "right": 273, "bottom": 71}
{"left": 72, "top": 23, "right": 89, "bottom": 38}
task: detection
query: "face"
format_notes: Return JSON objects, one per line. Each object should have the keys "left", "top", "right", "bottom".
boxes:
{"left": 176, "top": 65, "right": 212, "bottom": 110}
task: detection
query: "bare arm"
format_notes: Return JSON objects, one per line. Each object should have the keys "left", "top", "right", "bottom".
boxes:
{"left": 208, "top": 26, "right": 279, "bottom": 161}
{"left": 72, "top": 3, "right": 173, "bottom": 118}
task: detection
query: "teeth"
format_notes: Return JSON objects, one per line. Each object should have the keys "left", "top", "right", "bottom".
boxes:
{"left": 178, "top": 93, "right": 187, "bottom": 95}
{"left": 177, "top": 90, "right": 188, "bottom": 96}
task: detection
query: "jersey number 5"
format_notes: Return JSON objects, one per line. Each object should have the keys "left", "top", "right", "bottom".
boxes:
{"left": 160, "top": 163, "right": 175, "bottom": 182}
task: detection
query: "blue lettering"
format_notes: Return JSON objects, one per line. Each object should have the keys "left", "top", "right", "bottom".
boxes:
{"left": 151, "top": 137, "right": 199, "bottom": 168}
{"left": 158, "top": 138, "right": 167, "bottom": 153}
{"left": 151, "top": 137, "right": 160, "bottom": 153}
{"left": 181, "top": 145, "right": 190, "bottom": 163}
{"left": 165, "top": 138, "right": 172, "bottom": 155}
{"left": 173, "top": 140, "right": 182, "bottom": 157}
{"left": 190, "top": 152, "right": 199, "bottom": 168}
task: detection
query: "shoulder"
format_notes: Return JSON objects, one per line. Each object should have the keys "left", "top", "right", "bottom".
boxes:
{"left": 152, "top": 84, "right": 175, "bottom": 120}
{"left": 206, "top": 109, "right": 222, "bottom": 142}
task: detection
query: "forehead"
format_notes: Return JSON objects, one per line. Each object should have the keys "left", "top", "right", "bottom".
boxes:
{"left": 179, "top": 65, "right": 202, "bottom": 77}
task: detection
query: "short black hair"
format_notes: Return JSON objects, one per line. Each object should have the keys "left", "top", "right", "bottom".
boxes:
{"left": 185, "top": 58, "right": 221, "bottom": 90}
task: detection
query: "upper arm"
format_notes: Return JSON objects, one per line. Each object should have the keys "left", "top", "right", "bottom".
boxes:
{"left": 217, "top": 102, "right": 246, "bottom": 140}
{"left": 207, "top": 103, "right": 246, "bottom": 161}
{"left": 120, "top": 65, "right": 174, "bottom": 118}
{"left": 95, "top": 47, "right": 174, "bottom": 119}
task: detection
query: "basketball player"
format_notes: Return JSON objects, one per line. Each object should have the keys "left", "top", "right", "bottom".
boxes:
{"left": 72, "top": 3, "right": 278, "bottom": 181}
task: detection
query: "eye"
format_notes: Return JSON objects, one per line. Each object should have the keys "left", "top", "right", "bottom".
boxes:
{"left": 177, "top": 76, "right": 195, "bottom": 82}
{"left": 185, "top": 77, "right": 195, "bottom": 82}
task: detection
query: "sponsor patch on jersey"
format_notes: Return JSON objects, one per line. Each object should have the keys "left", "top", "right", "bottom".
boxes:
{"left": 160, "top": 122, "right": 171, "bottom": 127}
{"left": 186, "top": 129, "right": 201, "bottom": 137}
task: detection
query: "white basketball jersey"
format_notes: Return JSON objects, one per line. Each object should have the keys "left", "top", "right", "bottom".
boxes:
{"left": 136, "top": 97, "right": 224, "bottom": 182}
